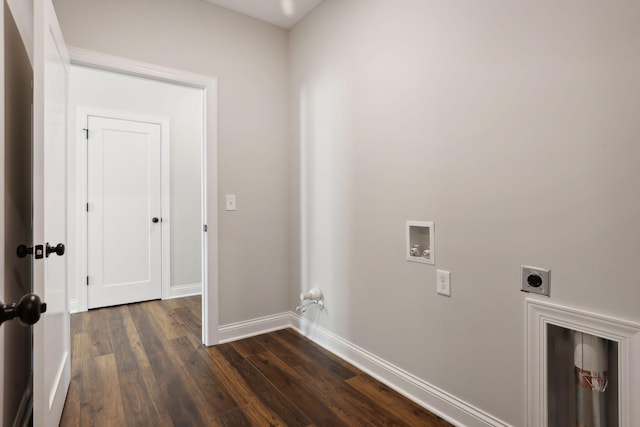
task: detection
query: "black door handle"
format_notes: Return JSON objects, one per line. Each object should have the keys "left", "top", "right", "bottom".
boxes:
{"left": 46, "top": 243, "right": 65, "bottom": 257}
{"left": 152, "top": 217, "right": 160, "bottom": 223}
{"left": 17, "top": 244, "right": 44, "bottom": 259}
{"left": 0, "top": 294, "right": 47, "bottom": 327}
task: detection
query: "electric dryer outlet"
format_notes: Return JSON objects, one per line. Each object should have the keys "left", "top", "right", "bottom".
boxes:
{"left": 521, "top": 265, "right": 551, "bottom": 297}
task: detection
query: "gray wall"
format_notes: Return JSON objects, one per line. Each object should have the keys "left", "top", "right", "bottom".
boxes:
{"left": 52, "top": 0, "right": 640, "bottom": 423}
{"left": 53, "top": 0, "right": 291, "bottom": 323}
{"left": 289, "top": 0, "right": 640, "bottom": 424}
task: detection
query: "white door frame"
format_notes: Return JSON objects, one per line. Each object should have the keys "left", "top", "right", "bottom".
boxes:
{"left": 68, "top": 47, "right": 219, "bottom": 346}
{"left": 78, "top": 109, "right": 171, "bottom": 309}
{"left": 0, "top": 3, "right": 6, "bottom": 422}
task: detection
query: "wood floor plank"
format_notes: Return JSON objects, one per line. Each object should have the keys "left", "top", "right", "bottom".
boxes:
{"left": 273, "top": 328, "right": 360, "bottom": 379}
{"left": 184, "top": 294, "right": 202, "bottom": 310}
{"left": 108, "top": 305, "right": 139, "bottom": 373}
{"left": 347, "top": 374, "right": 453, "bottom": 426}
{"left": 230, "top": 335, "right": 269, "bottom": 358}
{"left": 127, "top": 302, "right": 167, "bottom": 355}
{"left": 129, "top": 302, "right": 219, "bottom": 426}
{"left": 82, "top": 307, "right": 113, "bottom": 359}
{"left": 248, "top": 339, "right": 414, "bottom": 426}
{"left": 214, "top": 343, "right": 313, "bottom": 427}
{"left": 119, "top": 304, "right": 175, "bottom": 423}
{"left": 268, "top": 331, "right": 423, "bottom": 426}
{"left": 79, "top": 354, "right": 126, "bottom": 427}
{"left": 217, "top": 406, "right": 253, "bottom": 427}
{"left": 147, "top": 299, "right": 191, "bottom": 340}
{"left": 104, "top": 306, "right": 172, "bottom": 426}
{"left": 117, "top": 370, "right": 171, "bottom": 426}
{"left": 62, "top": 296, "right": 453, "bottom": 427}
{"left": 174, "top": 305, "right": 201, "bottom": 339}
{"left": 162, "top": 296, "right": 190, "bottom": 309}
{"left": 205, "top": 345, "right": 293, "bottom": 426}
{"left": 247, "top": 350, "right": 353, "bottom": 426}
{"left": 171, "top": 335, "right": 241, "bottom": 415}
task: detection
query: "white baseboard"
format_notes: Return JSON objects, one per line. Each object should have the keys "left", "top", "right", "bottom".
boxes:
{"left": 68, "top": 283, "right": 203, "bottom": 313}
{"left": 218, "top": 311, "right": 511, "bottom": 427}
{"left": 218, "top": 312, "right": 291, "bottom": 344}
{"left": 68, "top": 299, "right": 79, "bottom": 314}
{"left": 167, "top": 283, "right": 202, "bottom": 299}
{"left": 290, "top": 313, "right": 510, "bottom": 427}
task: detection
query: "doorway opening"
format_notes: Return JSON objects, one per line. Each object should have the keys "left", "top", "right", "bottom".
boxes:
{"left": 66, "top": 49, "right": 219, "bottom": 345}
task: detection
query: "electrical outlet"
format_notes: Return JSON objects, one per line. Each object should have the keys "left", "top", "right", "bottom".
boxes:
{"left": 521, "top": 265, "right": 550, "bottom": 297}
{"left": 436, "top": 270, "right": 451, "bottom": 297}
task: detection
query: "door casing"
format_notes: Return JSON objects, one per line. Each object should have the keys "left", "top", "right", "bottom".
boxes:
{"left": 67, "top": 47, "right": 219, "bottom": 346}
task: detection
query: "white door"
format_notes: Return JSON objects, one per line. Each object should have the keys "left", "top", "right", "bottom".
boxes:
{"left": 87, "top": 116, "right": 162, "bottom": 308}
{"left": 32, "top": 0, "right": 71, "bottom": 426}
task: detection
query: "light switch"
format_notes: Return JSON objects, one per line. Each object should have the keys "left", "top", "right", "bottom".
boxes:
{"left": 225, "top": 194, "right": 236, "bottom": 211}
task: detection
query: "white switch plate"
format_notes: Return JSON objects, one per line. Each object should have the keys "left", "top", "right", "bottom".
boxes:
{"left": 225, "top": 194, "right": 236, "bottom": 211}
{"left": 437, "top": 270, "right": 451, "bottom": 297}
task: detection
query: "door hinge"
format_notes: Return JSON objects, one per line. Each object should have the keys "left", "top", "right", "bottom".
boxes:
{"left": 83, "top": 128, "right": 89, "bottom": 139}
{"left": 86, "top": 276, "right": 90, "bottom": 286}
{"left": 203, "top": 224, "right": 208, "bottom": 232}
{"left": 86, "top": 202, "right": 89, "bottom": 212}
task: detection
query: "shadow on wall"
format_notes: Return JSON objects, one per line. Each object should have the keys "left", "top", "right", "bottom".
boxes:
{"left": 297, "top": 68, "right": 356, "bottom": 337}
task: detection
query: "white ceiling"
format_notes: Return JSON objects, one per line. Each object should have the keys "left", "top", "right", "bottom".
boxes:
{"left": 203, "top": 0, "right": 323, "bottom": 29}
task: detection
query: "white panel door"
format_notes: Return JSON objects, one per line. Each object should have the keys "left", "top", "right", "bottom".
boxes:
{"left": 32, "top": 0, "right": 71, "bottom": 425}
{"left": 87, "top": 116, "right": 162, "bottom": 308}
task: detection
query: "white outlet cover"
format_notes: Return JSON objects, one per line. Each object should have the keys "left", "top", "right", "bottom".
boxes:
{"left": 437, "top": 270, "right": 451, "bottom": 297}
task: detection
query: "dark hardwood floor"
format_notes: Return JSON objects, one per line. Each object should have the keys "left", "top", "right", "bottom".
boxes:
{"left": 60, "top": 296, "right": 452, "bottom": 426}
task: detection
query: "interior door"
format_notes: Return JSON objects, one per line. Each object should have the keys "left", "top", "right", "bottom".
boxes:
{"left": 87, "top": 116, "right": 162, "bottom": 308}
{"left": 32, "top": 0, "right": 70, "bottom": 425}
{"left": 3, "top": 2, "right": 34, "bottom": 425}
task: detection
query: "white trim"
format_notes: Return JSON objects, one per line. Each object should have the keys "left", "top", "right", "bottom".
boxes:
{"left": 67, "top": 47, "right": 212, "bottom": 88}
{"left": 67, "top": 47, "right": 219, "bottom": 345}
{"left": 526, "top": 297, "right": 640, "bottom": 427}
{"left": 218, "top": 312, "right": 510, "bottom": 427}
{"left": 48, "top": 351, "right": 70, "bottom": 411}
{"left": 0, "top": 3, "right": 5, "bottom": 423}
{"left": 68, "top": 299, "right": 79, "bottom": 314}
{"left": 218, "top": 312, "right": 291, "bottom": 344}
{"left": 168, "top": 283, "right": 203, "bottom": 299}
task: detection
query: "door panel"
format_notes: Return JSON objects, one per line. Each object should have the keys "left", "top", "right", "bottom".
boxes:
{"left": 87, "top": 116, "right": 162, "bottom": 308}
{"left": 32, "top": 0, "right": 70, "bottom": 425}
{"left": 3, "top": 3, "right": 34, "bottom": 425}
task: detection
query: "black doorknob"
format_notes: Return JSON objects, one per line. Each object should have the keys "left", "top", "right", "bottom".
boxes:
{"left": 152, "top": 217, "right": 160, "bottom": 223}
{"left": 46, "top": 243, "right": 65, "bottom": 257}
{"left": 17, "top": 245, "right": 33, "bottom": 258}
{"left": 17, "top": 244, "right": 44, "bottom": 259}
{"left": 0, "top": 293, "right": 47, "bottom": 327}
